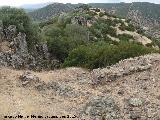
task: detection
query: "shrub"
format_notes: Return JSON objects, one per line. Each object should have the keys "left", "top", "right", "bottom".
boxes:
{"left": 86, "top": 11, "right": 97, "bottom": 17}
{"left": 99, "top": 12, "right": 105, "bottom": 17}
{"left": 63, "top": 41, "right": 158, "bottom": 69}
{"left": 152, "top": 39, "right": 160, "bottom": 48}
{"left": 78, "top": 4, "right": 91, "bottom": 11}
{"left": 58, "top": 13, "right": 71, "bottom": 27}
{"left": 95, "top": 8, "right": 100, "bottom": 12}
{"left": 0, "top": 7, "right": 40, "bottom": 50}
{"left": 65, "top": 24, "right": 89, "bottom": 42}
{"left": 126, "top": 24, "right": 135, "bottom": 31}
{"left": 145, "top": 42, "right": 155, "bottom": 47}
{"left": 44, "top": 24, "right": 89, "bottom": 62}
{"left": 119, "top": 22, "right": 135, "bottom": 32}
{"left": 126, "top": 19, "right": 131, "bottom": 23}
{"left": 118, "top": 34, "right": 134, "bottom": 41}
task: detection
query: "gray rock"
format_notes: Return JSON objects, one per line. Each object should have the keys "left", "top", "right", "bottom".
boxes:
{"left": 5, "top": 25, "right": 17, "bottom": 40}
{"left": 12, "top": 32, "right": 28, "bottom": 55}
{"left": 91, "top": 55, "right": 153, "bottom": 85}
{"left": 19, "top": 71, "right": 40, "bottom": 86}
{"left": 130, "top": 110, "right": 142, "bottom": 120}
{"left": 83, "top": 96, "right": 121, "bottom": 120}
{"left": 0, "top": 23, "right": 54, "bottom": 70}
{"left": 47, "top": 81, "right": 82, "bottom": 98}
{"left": 42, "top": 43, "right": 50, "bottom": 59}
{"left": 128, "top": 98, "right": 143, "bottom": 107}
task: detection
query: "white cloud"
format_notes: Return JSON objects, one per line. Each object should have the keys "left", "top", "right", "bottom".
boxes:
{"left": 0, "top": 0, "right": 159, "bottom": 6}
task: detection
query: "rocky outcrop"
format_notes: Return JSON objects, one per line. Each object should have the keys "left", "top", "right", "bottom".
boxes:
{"left": 91, "top": 54, "right": 154, "bottom": 85}
{"left": 1, "top": 53, "right": 160, "bottom": 120}
{"left": 127, "top": 9, "right": 160, "bottom": 38}
{"left": 4, "top": 25, "right": 17, "bottom": 41}
{"left": 11, "top": 32, "right": 28, "bottom": 55}
{"left": 20, "top": 71, "right": 40, "bottom": 86}
{"left": 0, "top": 25, "right": 56, "bottom": 70}
{"left": 0, "top": 25, "right": 35, "bottom": 69}
{"left": 82, "top": 96, "right": 121, "bottom": 120}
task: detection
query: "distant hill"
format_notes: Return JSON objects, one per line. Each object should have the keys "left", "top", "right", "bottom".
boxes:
{"left": 28, "top": 3, "right": 76, "bottom": 21}
{"left": 28, "top": 2, "right": 160, "bottom": 38}
{"left": 21, "top": 2, "right": 53, "bottom": 9}
{"left": 89, "top": 2, "right": 160, "bottom": 20}
{"left": 89, "top": 2, "right": 160, "bottom": 38}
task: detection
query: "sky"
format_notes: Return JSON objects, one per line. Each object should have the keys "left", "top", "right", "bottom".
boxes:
{"left": 0, "top": 0, "right": 159, "bottom": 6}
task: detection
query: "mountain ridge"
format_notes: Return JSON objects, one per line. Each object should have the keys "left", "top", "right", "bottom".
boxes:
{"left": 28, "top": 2, "right": 160, "bottom": 38}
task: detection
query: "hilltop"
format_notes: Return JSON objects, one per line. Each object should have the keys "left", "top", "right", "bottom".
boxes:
{"left": 28, "top": 2, "right": 160, "bottom": 39}
{"left": 90, "top": 2, "right": 160, "bottom": 39}
{"left": 38, "top": 5, "right": 159, "bottom": 69}
{"left": 0, "top": 53, "right": 160, "bottom": 119}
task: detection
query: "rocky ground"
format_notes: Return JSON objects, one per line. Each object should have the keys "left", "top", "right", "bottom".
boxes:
{"left": 0, "top": 53, "right": 160, "bottom": 120}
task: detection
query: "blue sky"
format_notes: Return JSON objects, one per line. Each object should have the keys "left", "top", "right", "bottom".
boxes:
{"left": 0, "top": 0, "right": 159, "bottom": 6}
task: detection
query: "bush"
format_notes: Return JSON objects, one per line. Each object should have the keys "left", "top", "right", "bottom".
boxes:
{"left": 126, "top": 24, "right": 135, "bottom": 31}
{"left": 43, "top": 24, "right": 89, "bottom": 62}
{"left": 65, "top": 24, "right": 89, "bottom": 42}
{"left": 78, "top": 4, "right": 91, "bottom": 11}
{"left": 58, "top": 13, "right": 71, "bottom": 27}
{"left": 95, "top": 8, "right": 100, "bottom": 12}
{"left": 119, "top": 23, "right": 135, "bottom": 32}
{"left": 91, "top": 20, "right": 117, "bottom": 38}
{"left": 0, "top": 7, "right": 40, "bottom": 50}
{"left": 87, "top": 11, "right": 97, "bottom": 17}
{"left": 99, "top": 12, "right": 105, "bottom": 17}
{"left": 63, "top": 41, "right": 158, "bottom": 69}
{"left": 118, "top": 34, "right": 134, "bottom": 41}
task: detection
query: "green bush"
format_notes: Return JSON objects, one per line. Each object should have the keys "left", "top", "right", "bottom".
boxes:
{"left": 126, "top": 24, "right": 135, "bottom": 31}
{"left": 0, "top": 7, "right": 40, "bottom": 50}
{"left": 43, "top": 24, "right": 89, "bottom": 62}
{"left": 119, "top": 23, "right": 135, "bottom": 32}
{"left": 99, "top": 12, "right": 105, "bottom": 17}
{"left": 87, "top": 11, "right": 97, "bottom": 17}
{"left": 118, "top": 34, "right": 134, "bottom": 41}
{"left": 95, "top": 8, "right": 100, "bottom": 12}
{"left": 78, "top": 4, "right": 91, "bottom": 11}
{"left": 58, "top": 13, "right": 71, "bottom": 27}
{"left": 63, "top": 41, "right": 158, "bottom": 69}
{"left": 91, "top": 20, "right": 117, "bottom": 38}
{"left": 65, "top": 24, "right": 89, "bottom": 42}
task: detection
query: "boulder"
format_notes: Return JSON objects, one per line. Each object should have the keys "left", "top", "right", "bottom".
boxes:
{"left": 19, "top": 71, "right": 40, "bottom": 86}
{"left": 4, "top": 25, "right": 17, "bottom": 41}
{"left": 12, "top": 32, "right": 28, "bottom": 55}
{"left": 128, "top": 98, "right": 143, "bottom": 107}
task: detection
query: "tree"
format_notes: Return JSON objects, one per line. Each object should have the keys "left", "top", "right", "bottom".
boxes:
{"left": 43, "top": 24, "right": 89, "bottom": 62}
{"left": 0, "top": 7, "right": 40, "bottom": 50}
{"left": 65, "top": 24, "right": 89, "bottom": 43}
